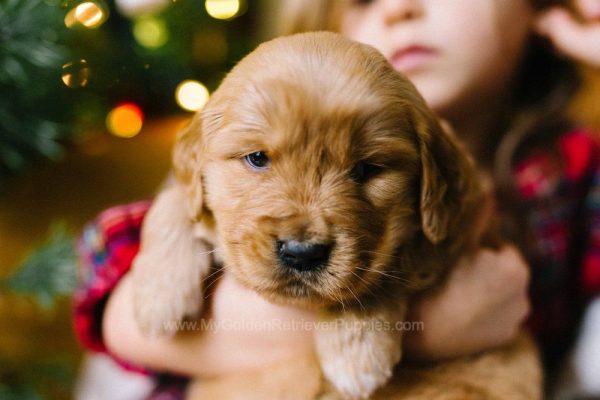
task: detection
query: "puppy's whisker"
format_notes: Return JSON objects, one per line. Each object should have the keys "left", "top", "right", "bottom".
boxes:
{"left": 354, "top": 266, "right": 416, "bottom": 284}
{"left": 345, "top": 283, "right": 365, "bottom": 312}
{"left": 203, "top": 279, "right": 222, "bottom": 300}
{"left": 337, "top": 289, "right": 346, "bottom": 312}
{"left": 202, "top": 266, "right": 227, "bottom": 299}
{"left": 356, "top": 267, "right": 408, "bottom": 282}
{"left": 365, "top": 272, "right": 413, "bottom": 284}
{"left": 362, "top": 249, "right": 408, "bottom": 261}
{"left": 327, "top": 282, "right": 346, "bottom": 312}
{"left": 202, "top": 264, "right": 225, "bottom": 283}
{"left": 349, "top": 270, "right": 376, "bottom": 299}
{"left": 328, "top": 269, "right": 364, "bottom": 310}
{"left": 193, "top": 249, "right": 221, "bottom": 259}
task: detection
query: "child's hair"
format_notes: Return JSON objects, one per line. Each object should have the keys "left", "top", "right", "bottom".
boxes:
{"left": 274, "top": 0, "right": 580, "bottom": 244}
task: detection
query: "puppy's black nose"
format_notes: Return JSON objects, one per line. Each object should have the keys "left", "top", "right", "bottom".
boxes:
{"left": 277, "top": 240, "right": 332, "bottom": 271}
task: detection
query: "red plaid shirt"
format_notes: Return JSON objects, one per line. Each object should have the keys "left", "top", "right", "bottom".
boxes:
{"left": 73, "top": 128, "right": 600, "bottom": 385}
{"left": 513, "top": 129, "right": 600, "bottom": 367}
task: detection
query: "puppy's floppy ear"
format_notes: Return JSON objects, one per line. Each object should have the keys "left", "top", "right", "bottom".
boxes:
{"left": 173, "top": 112, "right": 205, "bottom": 221}
{"left": 131, "top": 183, "right": 213, "bottom": 336}
{"left": 131, "top": 112, "right": 215, "bottom": 336}
{"left": 413, "top": 108, "right": 475, "bottom": 244}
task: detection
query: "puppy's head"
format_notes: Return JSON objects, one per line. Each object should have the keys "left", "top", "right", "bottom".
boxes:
{"left": 175, "top": 32, "right": 477, "bottom": 306}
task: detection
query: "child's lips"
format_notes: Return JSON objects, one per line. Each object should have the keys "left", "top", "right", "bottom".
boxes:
{"left": 390, "top": 46, "right": 437, "bottom": 73}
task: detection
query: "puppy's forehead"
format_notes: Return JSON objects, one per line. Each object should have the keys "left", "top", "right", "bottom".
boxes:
{"left": 240, "top": 78, "right": 382, "bottom": 135}
{"left": 221, "top": 36, "right": 417, "bottom": 138}
{"left": 219, "top": 82, "right": 411, "bottom": 161}
{"left": 200, "top": 32, "right": 427, "bottom": 165}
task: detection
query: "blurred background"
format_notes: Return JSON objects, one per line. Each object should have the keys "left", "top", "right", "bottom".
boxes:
{"left": 0, "top": 0, "right": 599, "bottom": 398}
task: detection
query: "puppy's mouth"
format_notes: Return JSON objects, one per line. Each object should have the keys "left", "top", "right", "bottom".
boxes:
{"left": 264, "top": 239, "right": 380, "bottom": 307}
{"left": 272, "top": 274, "right": 326, "bottom": 303}
{"left": 269, "top": 239, "right": 332, "bottom": 302}
{"left": 230, "top": 235, "right": 382, "bottom": 307}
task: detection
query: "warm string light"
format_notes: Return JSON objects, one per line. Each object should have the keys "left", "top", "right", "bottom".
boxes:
{"left": 64, "top": 1, "right": 108, "bottom": 29}
{"left": 114, "top": 0, "right": 171, "bottom": 18}
{"left": 106, "top": 103, "right": 144, "bottom": 138}
{"left": 175, "top": 80, "right": 210, "bottom": 112}
{"left": 205, "top": 0, "right": 245, "bottom": 20}
{"left": 61, "top": 59, "right": 90, "bottom": 88}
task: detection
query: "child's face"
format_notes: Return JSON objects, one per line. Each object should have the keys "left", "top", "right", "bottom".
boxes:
{"left": 341, "top": 0, "right": 535, "bottom": 118}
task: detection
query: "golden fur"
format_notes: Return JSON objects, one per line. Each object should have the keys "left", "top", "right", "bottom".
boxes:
{"left": 130, "top": 32, "right": 541, "bottom": 399}
{"left": 187, "top": 333, "right": 540, "bottom": 400}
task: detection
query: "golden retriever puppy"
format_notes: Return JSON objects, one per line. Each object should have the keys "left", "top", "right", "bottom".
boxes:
{"left": 130, "top": 32, "right": 540, "bottom": 399}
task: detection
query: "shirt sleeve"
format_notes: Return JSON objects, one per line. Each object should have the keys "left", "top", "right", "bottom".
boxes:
{"left": 73, "top": 200, "right": 152, "bottom": 372}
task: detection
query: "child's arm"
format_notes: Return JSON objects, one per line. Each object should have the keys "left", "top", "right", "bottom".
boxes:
{"left": 102, "top": 270, "right": 316, "bottom": 377}
{"left": 103, "top": 245, "right": 530, "bottom": 375}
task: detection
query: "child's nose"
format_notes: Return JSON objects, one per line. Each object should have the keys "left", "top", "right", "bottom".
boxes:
{"left": 381, "top": 0, "right": 424, "bottom": 25}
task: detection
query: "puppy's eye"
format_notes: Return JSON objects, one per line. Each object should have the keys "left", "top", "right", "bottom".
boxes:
{"left": 350, "top": 162, "right": 382, "bottom": 183}
{"left": 244, "top": 151, "right": 270, "bottom": 170}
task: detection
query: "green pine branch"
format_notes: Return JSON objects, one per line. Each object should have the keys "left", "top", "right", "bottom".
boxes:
{"left": 1, "top": 223, "right": 77, "bottom": 308}
{"left": 0, "top": 0, "right": 70, "bottom": 183}
{"left": 0, "top": 356, "right": 75, "bottom": 400}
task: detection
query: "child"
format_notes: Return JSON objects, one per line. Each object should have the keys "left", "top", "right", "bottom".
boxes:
{"left": 75, "top": 0, "right": 600, "bottom": 398}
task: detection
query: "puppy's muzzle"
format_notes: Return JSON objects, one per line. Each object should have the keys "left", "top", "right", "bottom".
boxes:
{"left": 277, "top": 239, "right": 332, "bottom": 272}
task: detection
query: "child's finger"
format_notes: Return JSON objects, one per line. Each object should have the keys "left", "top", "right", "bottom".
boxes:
{"left": 577, "top": 0, "right": 600, "bottom": 21}
{"left": 536, "top": 8, "right": 600, "bottom": 68}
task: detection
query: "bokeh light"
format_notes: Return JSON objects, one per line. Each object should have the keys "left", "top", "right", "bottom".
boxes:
{"left": 106, "top": 103, "right": 144, "bottom": 138}
{"left": 133, "top": 16, "right": 169, "bottom": 49}
{"left": 175, "top": 80, "right": 210, "bottom": 112}
{"left": 205, "top": 0, "right": 246, "bottom": 20}
{"left": 61, "top": 59, "right": 90, "bottom": 88}
{"left": 64, "top": 1, "right": 108, "bottom": 29}
{"left": 114, "top": 0, "right": 171, "bottom": 18}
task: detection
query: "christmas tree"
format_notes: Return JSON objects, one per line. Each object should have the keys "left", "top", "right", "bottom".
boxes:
{"left": 0, "top": 0, "right": 259, "bottom": 186}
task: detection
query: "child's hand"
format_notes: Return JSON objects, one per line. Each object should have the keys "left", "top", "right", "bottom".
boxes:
{"left": 536, "top": 0, "right": 600, "bottom": 68}
{"left": 103, "top": 271, "right": 316, "bottom": 377}
{"left": 404, "top": 244, "right": 531, "bottom": 361}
